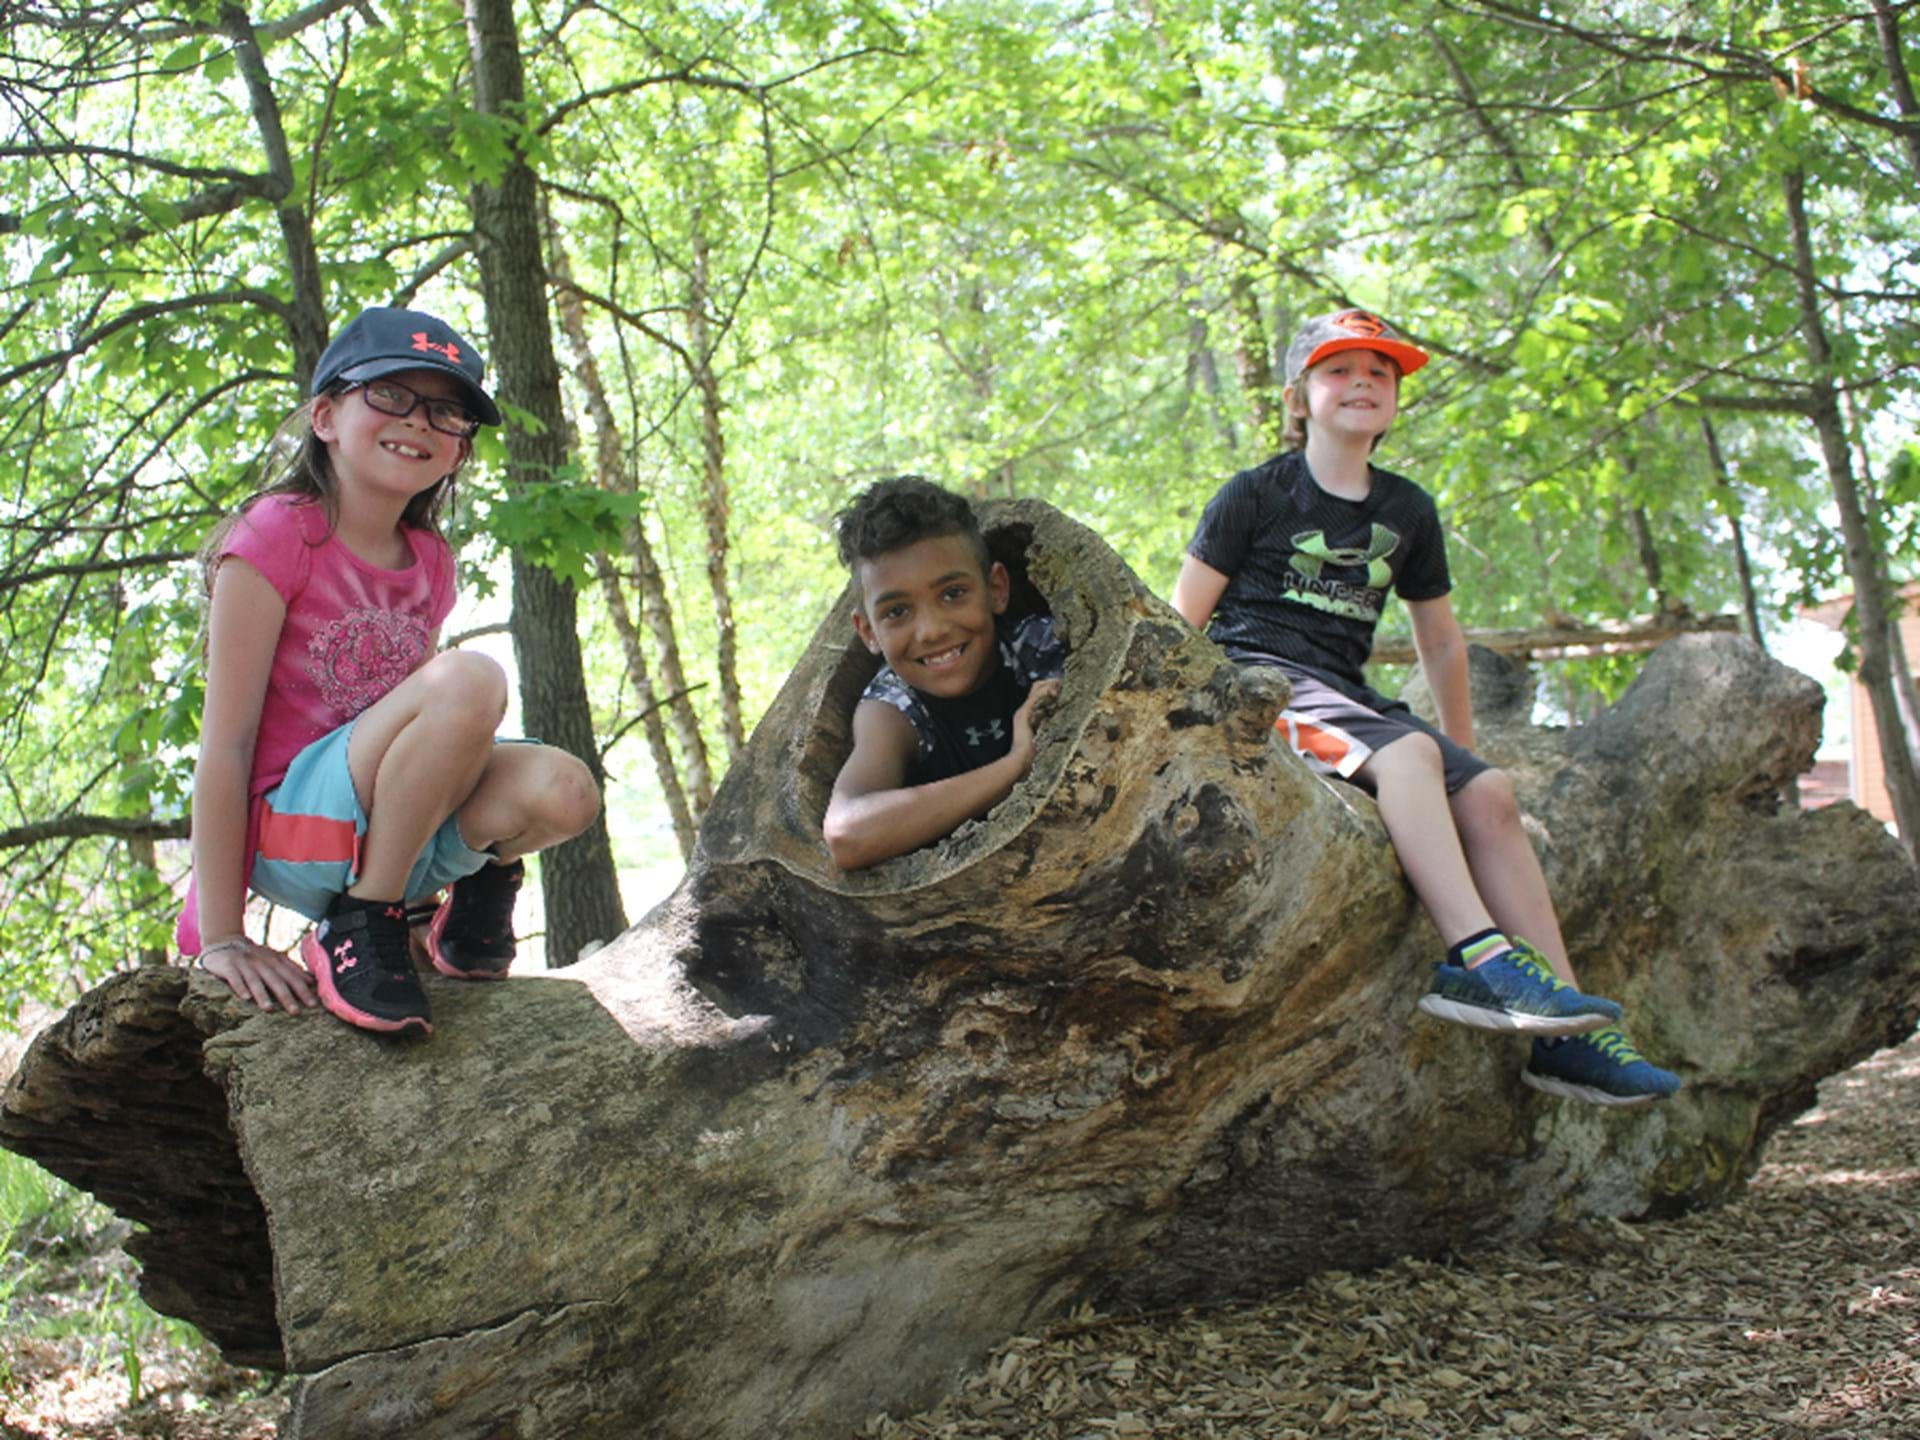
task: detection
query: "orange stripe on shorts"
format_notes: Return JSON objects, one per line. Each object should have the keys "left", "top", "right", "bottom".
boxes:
{"left": 1277, "top": 714, "right": 1353, "bottom": 768}
{"left": 256, "top": 807, "right": 359, "bottom": 864}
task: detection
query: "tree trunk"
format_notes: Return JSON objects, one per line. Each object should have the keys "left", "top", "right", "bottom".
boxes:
{"left": 687, "top": 222, "right": 747, "bottom": 762}
{"left": 465, "top": 0, "right": 628, "bottom": 960}
{"left": 1841, "top": 393, "right": 1920, "bottom": 798}
{"left": 1178, "top": 273, "right": 1240, "bottom": 456}
{"left": 596, "top": 558, "right": 698, "bottom": 855}
{"left": 1627, "top": 502, "right": 1675, "bottom": 613}
{"left": 546, "top": 216, "right": 698, "bottom": 855}
{"left": 630, "top": 516, "right": 716, "bottom": 815}
{"left": 1782, "top": 167, "right": 1920, "bottom": 858}
{"left": 127, "top": 835, "right": 166, "bottom": 966}
{"left": 1698, "top": 416, "right": 1766, "bottom": 649}
{"left": 218, "top": 3, "right": 327, "bottom": 383}
{"left": 6, "top": 502, "right": 1917, "bottom": 1439}
{"left": 1889, "top": 607, "right": 1920, "bottom": 795}
{"left": 1868, "top": 0, "right": 1920, "bottom": 182}
{"left": 1228, "top": 271, "right": 1282, "bottom": 452}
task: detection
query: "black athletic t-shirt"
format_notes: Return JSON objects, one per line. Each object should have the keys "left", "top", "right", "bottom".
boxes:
{"left": 861, "top": 615, "right": 1065, "bottom": 785}
{"left": 1186, "top": 450, "right": 1451, "bottom": 688}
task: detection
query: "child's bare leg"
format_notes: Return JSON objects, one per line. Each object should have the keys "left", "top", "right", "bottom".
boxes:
{"left": 455, "top": 743, "right": 601, "bottom": 861}
{"left": 1451, "top": 769, "right": 1577, "bottom": 987}
{"left": 1357, "top": 733, "right": 1497, "bottom": 944}
{"left": 346, "top": 651, "right": 508, "bottom": 898}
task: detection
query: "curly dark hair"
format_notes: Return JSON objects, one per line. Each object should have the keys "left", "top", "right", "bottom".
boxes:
{"left": 833, "top": 475, "right": 991, "bottom": 574}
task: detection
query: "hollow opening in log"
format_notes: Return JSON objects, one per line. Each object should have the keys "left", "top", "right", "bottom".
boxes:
{"left": 788, "top": 521, "right": 1057, "bottom": 875}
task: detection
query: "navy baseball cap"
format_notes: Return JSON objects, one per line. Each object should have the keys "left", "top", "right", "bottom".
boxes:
{"left": 1284, "top": 309, "right": 1429, "bottom": 387}
{"left": 312, "top": 306, "right": 500, "bottom": 426}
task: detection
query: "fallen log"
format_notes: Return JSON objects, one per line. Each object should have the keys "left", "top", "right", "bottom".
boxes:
{"left": 4, "top": 500, "right": 1917, "bottom": 1439}
{"left": 1365, "top": 611, "right": 1742, "bottom": 666}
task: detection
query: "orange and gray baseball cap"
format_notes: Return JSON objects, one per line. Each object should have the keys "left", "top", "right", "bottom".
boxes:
{"left": 1284, "top": 309, "right": 1429, "bottom": 386}
{"left": 312, "top": 306, "right": 500, "bottom": 425}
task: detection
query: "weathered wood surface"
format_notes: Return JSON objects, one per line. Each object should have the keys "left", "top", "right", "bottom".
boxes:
{"left": 1365, "top": 610, "right": 1741, "bottom": 665}
{"left": 5, "top": 500, "right": 1917, "bottom": 1439}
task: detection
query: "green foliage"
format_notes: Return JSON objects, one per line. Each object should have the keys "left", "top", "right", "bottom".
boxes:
{"left": 2, "top": 0, "right": 1916, "bottom": 1005}
{"left": 0, "top": 1152, "right": 208, "bottom": 1390}
{"left": 479, "top": 474, "right": 647, "bottom": 588}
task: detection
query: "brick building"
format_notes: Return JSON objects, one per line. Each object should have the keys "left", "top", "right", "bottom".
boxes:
{"left": 1805, "top": 579, "right": 1920, "bottom": 829}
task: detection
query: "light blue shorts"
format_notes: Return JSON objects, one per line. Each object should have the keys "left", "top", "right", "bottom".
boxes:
{"left": 249, "top": 718, "right": 494, "bottom": 920}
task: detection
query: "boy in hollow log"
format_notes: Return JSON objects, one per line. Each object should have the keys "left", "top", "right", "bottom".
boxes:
{"left": 824, "top": 477, "right": 1063, "bottom": 872}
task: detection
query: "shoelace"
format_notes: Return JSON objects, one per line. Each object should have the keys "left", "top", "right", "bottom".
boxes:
{"left": 1506, "top": 944, "right": 1569, "bottom": 991}
{"left": 1582, "top": 1027, "right": 1644, "bottom": 1063}
{"left": 365, "top": 905, "right": 417, "bottom": 975}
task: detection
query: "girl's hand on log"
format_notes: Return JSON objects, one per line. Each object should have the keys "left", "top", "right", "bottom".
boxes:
{"left": 199, "top": 936, "right": 319, "bottom": 1013}
{"left": 1011, "top": 678, "right": 1063, "bottom": 774}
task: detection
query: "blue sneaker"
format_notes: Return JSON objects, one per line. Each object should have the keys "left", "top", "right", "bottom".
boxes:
{"left": 1524, "top": 1027, "right": 1681, "bottom": 1107}
{"left": 1416, "top": 941, "right": 1622, "bottom": 1036}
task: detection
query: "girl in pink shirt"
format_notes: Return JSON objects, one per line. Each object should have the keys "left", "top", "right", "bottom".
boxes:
{"left": 185, "top": 306, "right": 600, "bottom": 1035}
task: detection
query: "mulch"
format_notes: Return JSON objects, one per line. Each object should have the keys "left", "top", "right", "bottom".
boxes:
{"left": 6, "top": 1029, "right": 1917, "bottom": 1439}
{"left": 869, "top": 1030, "right": 1920, "bottom": 1439}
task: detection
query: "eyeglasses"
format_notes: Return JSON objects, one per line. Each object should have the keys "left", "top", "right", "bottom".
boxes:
{"left": 350, "top": 378, "right": 479, "bottom": 438}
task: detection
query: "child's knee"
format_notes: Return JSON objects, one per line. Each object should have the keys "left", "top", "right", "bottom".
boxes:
{"left": 421, "top": 650, "right": 509, "bottom": 724}
{"left": 1456, "top": 767, "right": 1519, "bottom": 829}
{"left": 1376, "top": 730, "right": 1444, "bottom": 782}
{"left": 537, "top": 749, "right": 601, "bottom": 836}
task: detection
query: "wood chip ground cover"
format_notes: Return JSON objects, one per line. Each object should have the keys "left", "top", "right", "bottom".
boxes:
{"left": 866, "top": 1032, "right": 1920, "bottom": 1440}
{"left": 5, "top": 1029, "right": 1918, "bottom": 1439}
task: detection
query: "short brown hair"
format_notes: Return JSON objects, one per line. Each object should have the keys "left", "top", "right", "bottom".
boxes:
{"left": 833, "top": 475, "right": 991, "bottom": 575}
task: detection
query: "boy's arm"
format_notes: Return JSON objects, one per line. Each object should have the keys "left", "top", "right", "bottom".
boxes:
{"left": 1170, "top": 555, "right": 1231, "bottom": 631}
{"left": 824, "top": 687, "right": 1058, "bottom": 871}
{"left": 1406, "top": 594, "right": 1475, "bottom": 750}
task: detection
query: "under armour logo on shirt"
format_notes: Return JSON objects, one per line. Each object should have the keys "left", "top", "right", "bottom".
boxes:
{"left": 965, "top": 720, "right": 1007, "bottom": 747}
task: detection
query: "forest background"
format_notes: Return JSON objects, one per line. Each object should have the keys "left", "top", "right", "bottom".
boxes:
{"left": 3, "top": 0, "right": 1917, "bottom": 1007}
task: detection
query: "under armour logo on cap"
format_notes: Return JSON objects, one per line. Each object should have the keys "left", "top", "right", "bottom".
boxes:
{"left": 412, "top": 334, "right": 462, "bottom": 363}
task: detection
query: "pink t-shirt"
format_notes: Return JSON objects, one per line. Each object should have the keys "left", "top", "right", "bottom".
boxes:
{"left": 223, "top": 494, "right": 457, "bottom": 797}
{"left": 177, "top": 494, "right": 457, "bottom": 952}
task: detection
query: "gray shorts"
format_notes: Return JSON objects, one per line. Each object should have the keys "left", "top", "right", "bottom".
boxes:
{"left": 1259, "top": 662, "right": 1491, "bottom": 796}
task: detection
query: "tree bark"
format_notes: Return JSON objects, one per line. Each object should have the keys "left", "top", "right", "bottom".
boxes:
{"left": 6, "top": 502, "right": 1917, "bottom": 1439}
{"left": 596, "top": 558, "right": 698, "bottom": 855}
{"left": 1782, "top": 167, "right": 1920, "bottom": 858}
{"left": 1228, "top": 271, "right": 1282, "bottom": 452}
{"left": 1868, "top": 0, "right": 1920, "bottom": 182}
{"left": 1698, "top": 416, "right": 1766, "bottom": 649}
{"left": 464, "top": 0, "right": 628, "bottom": 960}
{"left": 218, "top": 3, "right": 327, "bottom": 385}
{"left": 1367, "top": 610, "right": 1740, "bottom": 667}
{"left": 687, "top": 221, "right": 747, "bottom": 761}
{"left": 1626, "top": 502, "right": 1676, "bottom": 614}
{"left": 546, "top": 216, "right": 698, "bottom": 855}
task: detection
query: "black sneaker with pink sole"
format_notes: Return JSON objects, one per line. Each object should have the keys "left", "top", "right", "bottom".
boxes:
{"left": 303, "top": 893, "right": 432, "bottom": 1034}
{"left": 428, "top": 857, "right": 523, "bottom": 980}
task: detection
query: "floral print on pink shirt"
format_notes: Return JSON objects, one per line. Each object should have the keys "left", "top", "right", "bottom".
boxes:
{"left": 306, "top": 607, "right": 433, "bottom": 717}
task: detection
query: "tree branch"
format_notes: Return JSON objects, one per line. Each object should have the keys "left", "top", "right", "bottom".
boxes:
{"left": 0, "top": 290, "right": 295, "bottom": 391}
{"left": 0, "top": 814, "right": 189, "bottom": 851}
{"left": 11, "top": 0, "right": 364, "bottom": 46}
{"left": 0, "top": 550, "right": 194, "bottom": 595}
{"left": 0, "top": 143, "right": 266, "bottom": 187}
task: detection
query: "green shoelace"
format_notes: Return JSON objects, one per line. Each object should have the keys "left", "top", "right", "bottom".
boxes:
{"left": 1578, "top": 1026, "right": 1644, "bottom": 1063}
{"left": 1506, "top": 941, "right": 1571, "bottom": 992}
